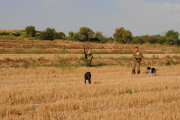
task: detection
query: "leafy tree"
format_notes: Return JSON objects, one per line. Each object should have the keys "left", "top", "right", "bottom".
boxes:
{"left": 157, "top": 36, "right": 166, "bottom": 45}
{"left": 94, "top": 31, "right": 102, "bottom": 38}
{"left": 68, "top": 31, "right": 74, "bottom": 39}
{"left": 113, "top": 27, "right": 132, "bottom": 43}
{"left": 25, "top": 26, "right": 36, "bottom": 37}
{"left": 53, "top": 32, "right": 66, "bottom": 39}
{"left": 79, "top": 27, "right": 95, "bottom": 41}
{"left": 166, "top": 30, "right": 179, "bottom": 40}
{"left": 39, "top": 28, "right": 56, "bottom": 41}
{"left": 174, "top": 39, "right": 180, "bottom": 47}
{"left": 166, "top": 37, "right": 174, "bottom": 46}
{"left": 73, "top": 32, "right": 81, "bottom": 41}
{"left": 165, "top": 30, "right": 179, "bottom": 46}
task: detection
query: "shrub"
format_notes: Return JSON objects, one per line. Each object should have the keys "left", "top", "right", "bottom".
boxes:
{"left": 53, "top": 32, "right": 66, "bottom": 40}
{"left": 13, "top": 32, "right": 21, "bottom": 36}
{"left": 132, "top": 36, "right": 145, "bottom": 44}
{"left": 20, "top": 33, "right": 26, "bottom": 38}
{"left": 25, "top": 26, "right": 36, "bottom": 37}
{"left": 39, "top": 28, "right": 56, "bottom": 41}
{"left": 0, "top": 31, "right": 10, "bottom": 35}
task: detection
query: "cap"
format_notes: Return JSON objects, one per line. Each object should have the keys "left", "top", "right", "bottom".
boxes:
{"left": 86, "top": 47, "right": 89, "bottom": 49}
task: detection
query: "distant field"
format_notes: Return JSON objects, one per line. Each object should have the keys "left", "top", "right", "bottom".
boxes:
{"left": 0, "top": 37, "right": 180, "bottom": 119}
{"left": 0, "top": 66, "right": 180, "bottom": 119}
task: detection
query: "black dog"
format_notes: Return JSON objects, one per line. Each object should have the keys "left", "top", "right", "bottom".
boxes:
{"left": 147, "top": 67, "right": 157, "bottom": 76}
{"left": 84, "top": 72, "right": 91, "bottom": 84}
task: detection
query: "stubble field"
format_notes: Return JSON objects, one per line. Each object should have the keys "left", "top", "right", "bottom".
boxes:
{"left": 1, "top": 66, "right": 180, "bottom": 120}
{"left": 0, "top": 38, "right": 180, "bottom": 120}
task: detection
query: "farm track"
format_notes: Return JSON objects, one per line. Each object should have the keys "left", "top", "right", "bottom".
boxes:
{"left": 0, "top": 54, "right": 180, "bottom": 60}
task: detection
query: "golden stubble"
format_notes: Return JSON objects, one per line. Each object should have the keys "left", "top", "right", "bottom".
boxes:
{"left": 0, "top": 66, "right": 180, "bottom": 120}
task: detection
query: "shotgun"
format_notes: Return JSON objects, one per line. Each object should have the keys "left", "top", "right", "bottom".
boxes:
{"left": 83, "top": 44, "right": 87, "bottom": 59}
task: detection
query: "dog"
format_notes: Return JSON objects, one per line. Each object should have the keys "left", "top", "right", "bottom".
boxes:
{"left": 84, "top": 72, "right": 91, "bottom": 84}
{"left": 147, "top": 67, "right": 157, "bottom": 76}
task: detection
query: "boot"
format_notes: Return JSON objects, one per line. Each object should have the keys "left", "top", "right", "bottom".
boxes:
{"left": 137, "top": 71, "right": 140, "bottom": 74}
{"left": 132, "top": 70, "right": 136, "bottom": 74}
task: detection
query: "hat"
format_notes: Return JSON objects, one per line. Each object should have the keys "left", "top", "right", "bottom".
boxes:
{"left": 86, "top": 47, "right": 89, "bottom": 49}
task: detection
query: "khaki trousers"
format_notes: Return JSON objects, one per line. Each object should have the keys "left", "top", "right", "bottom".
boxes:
{"left": 86, "top": 59, "right": 92, "bottom": 67}
{"left": 132, "top": 61, "right": 141, "bottom": 74}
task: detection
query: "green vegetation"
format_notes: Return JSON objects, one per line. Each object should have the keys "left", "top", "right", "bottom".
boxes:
{"left": 126, "top": 89, "right": 132, "bottom": 94}
{"left": 79, "top": 27, "right": 95, "bottom": 41}
{"left": 38, "top": 28, "right": 66, "bottom": 41}
{"left": 25, "top": 26, "right": 36, "bottom": 37}
{"left": 113, "top": 27, "right": 132, "bottom": 43}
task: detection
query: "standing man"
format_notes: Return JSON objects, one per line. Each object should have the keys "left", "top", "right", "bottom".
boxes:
{"left": 132, "top": 47, "right": 142, "bottom": 74}
{"left": 85, "top": 47, "right": 93, "bottom": 67}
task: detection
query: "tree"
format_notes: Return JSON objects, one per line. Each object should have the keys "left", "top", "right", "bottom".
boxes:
{"left": 157, "top": 36, "right": 166, "bottom": 45}
{"left": 73, "top": 32, "right": 81, "bottom": 41}
{"left": 53, "top": 32, "right": 66, "bottom": 39}
{"left": 165, "top": 30, "right": 179, "bottom": 46}
{"left": 39, "top": 28, "right": 56, "bottom": 41}
{"left": 113, "top": 27, "right": 132, "bottom": 43}
{"left": 132, "top": 36, "right": 145, "bottom": 44}
{"left": 94, "top": 31, "right": 102, "bottom": 38}
{"left": 174, "top": 39, "right": 180, "bottom": 47}
{"left": 79, "top": 27, "right": 95, "bottom": 41}
{"left": 166, "top": 30, "right": 179, "bottom": 40}
{"left": 68, "top": 31, "right": 74, "bottom": 39}
{"left": 25, "top": 26, "right": 36, "bottom": 37}
{"left": 94, "top": 31, "right": 108, "bottom": 43}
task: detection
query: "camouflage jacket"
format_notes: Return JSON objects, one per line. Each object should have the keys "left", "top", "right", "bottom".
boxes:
{"left": 133, "top": 51, "right": 142, "bottom": 62}
{"left": 86, "top": 49, "right": 93, "bottom": 60}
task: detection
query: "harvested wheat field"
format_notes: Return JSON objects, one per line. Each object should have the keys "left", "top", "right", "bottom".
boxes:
{"left": 0, "top": 65, "right": 180, "bottom": 120}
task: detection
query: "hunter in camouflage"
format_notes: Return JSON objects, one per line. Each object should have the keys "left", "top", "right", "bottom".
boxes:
{"left": 85, "top": 47, "right": 93, "bottom": 67}
{"left": 132, "top": 47, "right": 142, "bottom": 74}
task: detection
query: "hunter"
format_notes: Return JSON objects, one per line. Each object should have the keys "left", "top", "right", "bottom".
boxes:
{"left": 132, "top": 47, "right": 142, "bottom": 74}
{"left": 85, "top": 47, "right": 93, "bottom": 67}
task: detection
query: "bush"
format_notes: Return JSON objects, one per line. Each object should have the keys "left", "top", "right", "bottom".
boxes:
{"left": 13, "top": 32, "right": 21, "bottom": 36}
{"left": 20, "top": 33, "right": 26, "bottom": 38}
{"left": 53, "top": 32, "right": 66, "bottom": 40}
{"left": 132, "top": 36, "right": 145, "bottom": 44}
{"left": 0, "top": 31, "right": 10, "bottom": 35}
{"left": 25, "top": 26, "right": 36, "bottom": 37}
{"left": 39, "top": 31, "right": 53, "bottom": 41}
{"left": 39, "top": 28, "right": 66, "bottom": 41}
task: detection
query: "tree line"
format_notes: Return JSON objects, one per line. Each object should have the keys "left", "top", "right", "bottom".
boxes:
{"left": 0, "top": 26, "right": 180, "bottom": 46}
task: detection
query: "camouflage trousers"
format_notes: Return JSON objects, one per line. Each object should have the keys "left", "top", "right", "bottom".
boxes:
{"left": 132, "top": 61, "right": 141, "bottom": 74}
{"left": 86, "top": 59, "right": 92, "bottom": 67}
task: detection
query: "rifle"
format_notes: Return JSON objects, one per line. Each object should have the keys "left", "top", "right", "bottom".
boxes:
{"left": 83, "top": 44, "right": 87, "bottom": 59}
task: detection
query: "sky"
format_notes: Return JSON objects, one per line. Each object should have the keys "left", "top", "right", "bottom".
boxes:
{"left": 0, "top": 0, "right": 180, "bottom": 37}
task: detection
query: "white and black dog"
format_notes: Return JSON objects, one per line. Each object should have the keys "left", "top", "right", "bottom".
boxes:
{"left": 147, "top": 67, "right": 157, "bottom": 76}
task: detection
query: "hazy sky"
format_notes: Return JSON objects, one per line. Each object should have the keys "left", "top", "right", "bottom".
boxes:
{"left": 1, "top": 0, "right": 180, "bottom": 37}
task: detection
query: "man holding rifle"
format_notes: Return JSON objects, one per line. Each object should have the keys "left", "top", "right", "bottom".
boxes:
{"left": 132, "top": 47, "right": 142, "bottom": 74}
{"left": 84, "top": 46, "right": 93, "bottom": 67}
